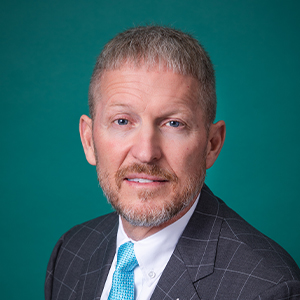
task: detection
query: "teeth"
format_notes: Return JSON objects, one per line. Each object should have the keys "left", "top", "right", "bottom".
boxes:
{"left": 127, "top": 178, "right": 154, "bottom": 183}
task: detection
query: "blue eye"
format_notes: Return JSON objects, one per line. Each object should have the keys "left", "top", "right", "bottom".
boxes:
{"left": 116, "top": 119, "right": 128, "bottom": 125}
{"left": 168, "top": 120, "right": 181, "bottom": 127}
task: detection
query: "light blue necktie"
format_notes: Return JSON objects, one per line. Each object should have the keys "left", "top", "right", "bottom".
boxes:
{"left": 108, "top": 241, "right": 139, "bottom": 300}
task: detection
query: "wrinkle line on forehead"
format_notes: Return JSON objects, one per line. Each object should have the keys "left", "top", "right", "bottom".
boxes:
{"left": 105, "top": 102, "right": 136, "bottom": 110}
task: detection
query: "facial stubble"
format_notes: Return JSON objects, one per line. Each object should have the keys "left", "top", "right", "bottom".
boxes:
{"left": 95, "top": 151, "right": 207, "bottom": 227}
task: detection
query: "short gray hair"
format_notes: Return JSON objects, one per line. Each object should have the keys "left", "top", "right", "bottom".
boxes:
{"left": 89, "top": 25, "right": 216, "bottom": 124}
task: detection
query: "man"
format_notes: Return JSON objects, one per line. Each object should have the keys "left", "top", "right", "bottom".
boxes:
{"left": 45, "top": 26, "right": 300, "bottom": 299}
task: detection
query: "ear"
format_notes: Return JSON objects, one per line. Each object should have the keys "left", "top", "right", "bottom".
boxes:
{"left": 79, "top": 115, "right": 96, "bottom": 166}
{"left": 206, "top": 120, "right": 226, "bottom": 169}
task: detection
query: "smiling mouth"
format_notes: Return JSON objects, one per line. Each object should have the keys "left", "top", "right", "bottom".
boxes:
{"left": 126, "top": 178, "right": 167, "bottom": 183}
{"left": 115, "top": 163, "right": 178, "bottom": 189}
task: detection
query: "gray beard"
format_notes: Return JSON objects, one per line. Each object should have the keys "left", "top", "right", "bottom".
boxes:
{"left": 96, "top": 162, "right": 206, "bottom": 227}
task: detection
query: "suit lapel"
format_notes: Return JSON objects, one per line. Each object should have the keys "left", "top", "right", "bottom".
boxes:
{"left": 76, "top": 214, "right": 118, "bottom": 300}
{"left": 151, "top": 185, "right": 224, "bottom": 300}
{"left": 151, "top": 246, "right": 200, "bottom": 300}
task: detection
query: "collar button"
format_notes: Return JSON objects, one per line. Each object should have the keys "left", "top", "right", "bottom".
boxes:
{"left": 148, "top": 271, "right": 156, "bottom": 278}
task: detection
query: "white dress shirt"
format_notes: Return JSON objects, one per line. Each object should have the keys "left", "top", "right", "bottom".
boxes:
{"left": 100, "top": 194, "right": 199, "bottom": 300}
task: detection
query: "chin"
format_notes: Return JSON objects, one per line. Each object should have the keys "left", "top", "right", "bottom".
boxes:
{"left": 110, "top": 192, "right": 195, "bottom": 227}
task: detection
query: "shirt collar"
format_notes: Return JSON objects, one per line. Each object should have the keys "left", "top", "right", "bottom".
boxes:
{"left": 116, "top": 194, "right": 200, "bottom": 286}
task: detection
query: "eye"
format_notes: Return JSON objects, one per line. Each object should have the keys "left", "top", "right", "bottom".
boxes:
{"left": 114, "top": 119, "right": 129, "bottom": 125}
{"left": 166, "top": 120, "right": 182, "bottom": 127}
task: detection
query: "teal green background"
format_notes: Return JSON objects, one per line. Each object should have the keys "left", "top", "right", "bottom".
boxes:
{"left": 1, "top": 1, "right": 300, "bottom": 299}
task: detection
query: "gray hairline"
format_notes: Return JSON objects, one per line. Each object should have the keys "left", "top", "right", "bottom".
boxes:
{"left": 88, "top": 26, "right": 217, "bottom": 130}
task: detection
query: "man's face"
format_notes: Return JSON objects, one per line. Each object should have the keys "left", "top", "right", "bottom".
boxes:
{"left": 82, "top": 65, "right": 213, "bottom": 227}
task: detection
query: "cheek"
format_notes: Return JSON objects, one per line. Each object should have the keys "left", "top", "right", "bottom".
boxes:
{"left": 168, "top": 144, "right": 206, "bottom": 175}
{"left": 94, "top": 136, "right": 129, "bottom": 170}
{"left": 165, "top": 148, "right": 195, "bottom": 172}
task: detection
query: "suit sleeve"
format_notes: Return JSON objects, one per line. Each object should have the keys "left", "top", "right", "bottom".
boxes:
{"left": 254, "top": 280, "right": 300, "bottom": 300}
{"left": 44, "top": 235, "right": 65, "bottom": 300}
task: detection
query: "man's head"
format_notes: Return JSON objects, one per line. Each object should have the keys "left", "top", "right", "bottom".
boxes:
{"left": 88, "top": 26, "right": 216, "bottom": 127}
{"left": 80, "top": 26, "right": 225, "bottom": 236}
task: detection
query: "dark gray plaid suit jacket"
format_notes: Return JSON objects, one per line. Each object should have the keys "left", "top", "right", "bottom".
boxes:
{"left": 45, "top": 185, "right": 300, "bottom": 299}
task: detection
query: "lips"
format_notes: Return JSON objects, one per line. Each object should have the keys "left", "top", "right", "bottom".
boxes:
{"left": 115, "top": 163, "right": 178, "bottom": 189}
{"left": 126, "top": 177, "right": 167, "bottom": 183}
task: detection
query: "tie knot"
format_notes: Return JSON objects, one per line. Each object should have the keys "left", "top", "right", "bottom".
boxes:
{"left": 116, "top": 242, "right": 138, "bottom": 272}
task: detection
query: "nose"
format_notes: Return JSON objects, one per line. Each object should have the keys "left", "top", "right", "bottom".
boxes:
{"left": 130, "top": 125, "right": 162, "bottom": 163}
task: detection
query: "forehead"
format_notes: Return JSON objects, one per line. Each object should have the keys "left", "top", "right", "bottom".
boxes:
{"left": 94, "top": 65, "right": 201, "bottom": 108}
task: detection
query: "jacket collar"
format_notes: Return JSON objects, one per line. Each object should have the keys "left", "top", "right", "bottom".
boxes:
{"left": 151, "top": 184, "right": 224, "bottom": 300}
{"left": 179, "top": 184, "right": 223, "bottom": 281}
{"left": 76, "top": 213, "right": 118, "bottom": 300}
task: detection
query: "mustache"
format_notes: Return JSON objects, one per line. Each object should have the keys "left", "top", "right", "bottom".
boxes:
{"left": 115, "top": 163, "right": 178, "bottom": 189}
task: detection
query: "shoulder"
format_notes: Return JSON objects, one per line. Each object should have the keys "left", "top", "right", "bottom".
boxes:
{"left": 45, "top": 213, "right": 118, "bottom": 300}
{"left": 217, "top": 197, "right": 300, "bottom": 283}
{"left": 196, "top": 185, "right": 300, "bottom": 298}
{"left": 54, "top": 212, "right": 118, "bottom": 258}
{"left": 45, "top": 212, "right": 118, "bottom": 281}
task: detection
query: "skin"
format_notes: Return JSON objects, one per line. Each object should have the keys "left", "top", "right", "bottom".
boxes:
{"left": 80, "top": 64, "right": 225, "bottom": 241}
